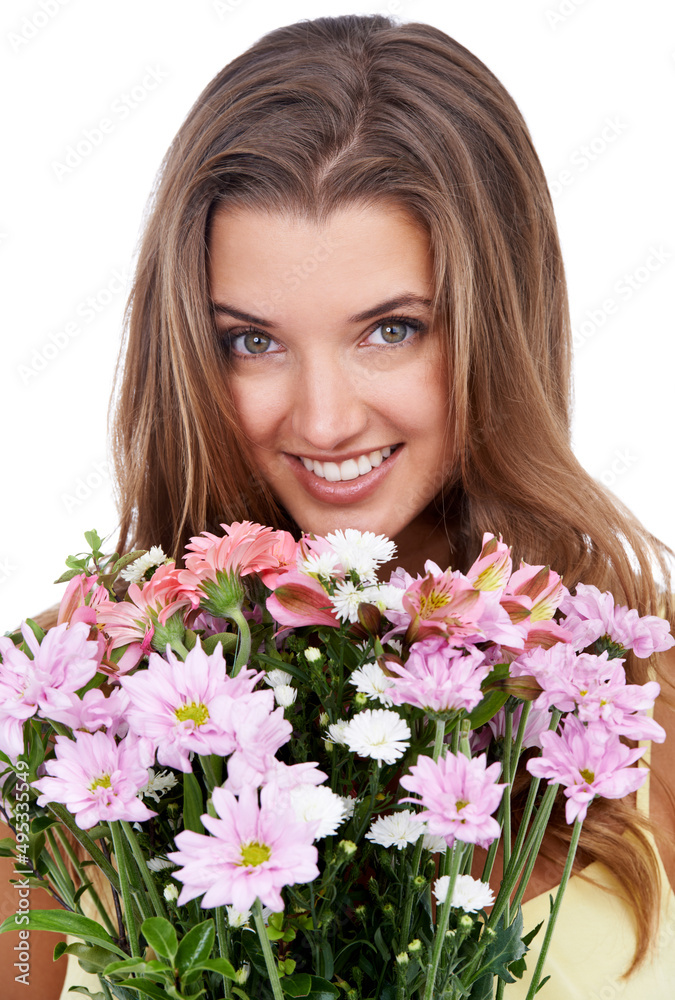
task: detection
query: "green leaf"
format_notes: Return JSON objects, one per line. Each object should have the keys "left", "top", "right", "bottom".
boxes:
{"left": 67, "top": 988, "right": 106, "bottom": 999}
{"left": 201, "top": 632, "right": 238, "bottom": 655}
{"left": 191, "top": 957, "right": 237, "bottom": 979}
{"left": 467, "top": 972, "right": 494, "bottom": 999}
{"left": 281, "top": 974, "right": 312, "bottom": 997}
{"left": 84, "top": 529, "right": 104, "bottom": 553}
{"left": 111, "top": 551, "right": 147, "bottom": 574}
{"left": 103, "top": 958, "right": 172, "bottom": 977}
{"left": 184, "top": 629, "right": 197, "bottom": 651}
{"left": 467, "top": 689, "right": 510, "bottom": 729}
{"left": 141, "top": 917, "right": 178, "bottom": 962}
{"left": 536, "top": 975, "right": 551, "bottom": 993}
{"left": 24, "top": 618, "right": 46, "bottom": 643}
{"left": 115, "top": 980, "right": 172, "bottom": 999}
{"left": 473, "top": 910, "right": 526, "bottom": 984}
{"left": 508, "top": 919, "right": 543, "bottom": 979}
{"left": 58, "top": 942, "right": 113, "bottom": 974}
{"left": 182, "top": 770, "right": 204, "bottom": 833}
{"left": 54, "top": 568, "right": 85, "bottom": 584}
{"left": 306, "top": 978, "right": 339, "bottom": 1000}
{"left": 31, "top": 815, "right": 58, "bottom": 834}
{"left": 175, "top": 919, "right": 215, "bottom": 975}
{"left": 0, "top": 910, "right": 126, "bottom": 957}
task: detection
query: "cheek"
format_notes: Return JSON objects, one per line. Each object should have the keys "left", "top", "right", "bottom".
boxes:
{"left": 229, "top": 375, "right": 282, "bottom": 445}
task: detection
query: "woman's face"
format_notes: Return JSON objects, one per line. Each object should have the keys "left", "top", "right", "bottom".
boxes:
{"left": 208, "top": 200, "right": 455, "bottom": 564}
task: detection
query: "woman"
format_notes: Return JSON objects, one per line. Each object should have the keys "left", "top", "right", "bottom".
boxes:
{"left": 3, "top": 13, "right": 674, "bottom": 998}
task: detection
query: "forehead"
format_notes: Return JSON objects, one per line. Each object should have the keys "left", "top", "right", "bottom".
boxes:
{"left": 207, "top": 201, "right": 434, "bottom": 323}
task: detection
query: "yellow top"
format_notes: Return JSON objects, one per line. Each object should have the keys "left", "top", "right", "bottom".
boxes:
{"left": 507, "top": 742, "right": 675, "bottom": 999}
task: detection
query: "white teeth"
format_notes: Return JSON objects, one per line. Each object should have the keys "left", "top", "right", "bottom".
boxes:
{"left": 340, "top": 459, "right": 360, "bottom": 481}
{"left": 298, "top": 446, "right": 397, "bottom": 482}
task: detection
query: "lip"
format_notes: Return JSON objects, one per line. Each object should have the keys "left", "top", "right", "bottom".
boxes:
{"left": 282, "top": 445, "right": 404, "bottom": 505}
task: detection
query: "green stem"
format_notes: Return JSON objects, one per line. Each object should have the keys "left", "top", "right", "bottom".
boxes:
{"left": 397, "top": 833, "right": 425, "bottom": 953}
{"left": 252, "top": 898, "right": 284, "bottom": 1000}
{"left": 228, "top": 607, "right": 252, "bottom": 675}
{"left": 524, "top": 820, "right": 583, "bottom": 1000}
{"left": 423, "top": 845, "right": 464, "bottom": 1000}
{"left": 215, "top": 906, "right": 232, "bottom": 999}
{"left": 501, "top": 709, "right": 513, "bottom": 926}
{"left": 488, "top": 783, "right": 559, "bottom": 928}
{"left": 47, "top": 803, "right": 120, "bottom": 893}
{"left": 110, "top": 822, "right": 139, "bottom": 957}
{"left": 432, "top": 718, "right": 446, "bottom": 762}
{"left": 169, "top": 638, "right": 190, "bottom": 660}
{"left": 120, "top": 821, "right": 168, "bottom": 919}
{"left": 55, "top": 827, "right": 117, "bottom": 937}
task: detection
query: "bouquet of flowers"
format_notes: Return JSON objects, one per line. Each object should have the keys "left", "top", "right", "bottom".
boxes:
{"left": 1, "top": 523, "right": 673, "bottom": 1000}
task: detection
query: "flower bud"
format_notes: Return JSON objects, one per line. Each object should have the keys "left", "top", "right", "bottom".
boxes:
{"left": 150, "top": 611, "right": 186, "bottom": 654}
{"left": 234, "top": 964, "right": 250, "bottom": 984}
{"left": 357, "top": 602, "right": 383, "bottom": 636}
{"left": 163, "top": 884, "right": 179, "bottom": 902}
{"left": 408, "top": 938, "right": 422, "bottom": 954}
{"left": 395, "top": 952, "right": 409, "bottom": 966}
{"left": 319, "top": 712, "right": 329, "bottom": 726}
{"left": 338, "top": 839, "right": 358, "bottom": 858}
{"left": 354, "top": 905, "right": 367, "bottom": 923}
{"left": 353, "top": 692, "right": 368, "bottom": 709}
{"left": 305, "top": 646, "right": 323, "bottom": 663}
{"left": 274, "top": 684, "right": 298, "bottom": 708}
{"left": 458, "top": 914, "right": 473, "bottom": 934}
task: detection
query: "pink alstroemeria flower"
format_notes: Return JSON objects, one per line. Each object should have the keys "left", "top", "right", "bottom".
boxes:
{"left": 95, "top": 563, "right": 191, "bottom": 669}
{"left": 32, "top": 730, "right": 156, "bottom": 829}
{"left": 400, "top": 751, "right": 506, "bottom": 848}
{"left": 266, "top": 569, "right": 340, "bottom": 628}
{"left": 526, "top": 715, "right": 647, "bottom": 824}
{"left": 167, "top": 783, "right": 320, "bottom": 911}
{"left": 57, "top": 572, "right": 99, "bottom": 626}
{"left": 558, "top": 582, "right": 675, "bottom": 657}
{"left": 385, "top": 637, "right": 491, "bottom": 716}
{"left": 399, "top": 567, "right": 484, "bottom": 644}
{"left": 467, "top": 533, "right": 513, "bottom": 596}
{"left": 257, "top": 530, "right": 303, "bottom": 588}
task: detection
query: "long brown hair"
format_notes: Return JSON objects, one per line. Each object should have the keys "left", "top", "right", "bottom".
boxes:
{"left": 109, "top": 13, "right": 675, "bottom": 972}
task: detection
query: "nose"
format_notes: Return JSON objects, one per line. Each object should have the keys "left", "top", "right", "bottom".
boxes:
{"left": 290, "top": 351, "right": 369, "bottom": 453}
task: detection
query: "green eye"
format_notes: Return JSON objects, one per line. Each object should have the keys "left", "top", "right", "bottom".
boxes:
{"left": 237, "top": 332, "right": 273, "bottom": 354}
{"left": 379, "top": 322, "right": 409, "bottom": 344}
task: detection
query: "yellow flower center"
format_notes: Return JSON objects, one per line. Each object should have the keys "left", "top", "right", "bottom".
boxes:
{"left": 455, "top": 799, "right": 469, "bottom": 811}
{"left": 419, "top": 591, "right": 451, "bottom": 616}
{"left": 238, "top": 841, "right": 272, "bottom": 867}
{"left": 90, "top": 774, "right": 112, "bottom": 791}
{"left": 579, "top": 768, "right": 595, "bottom": 784}
{"left": 175, "top": 701, "right": 210, "bottom": 726}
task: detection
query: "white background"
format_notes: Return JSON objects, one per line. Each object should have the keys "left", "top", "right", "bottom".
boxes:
{"left": 1, "top": 0, "right": 673, "bottom": 629}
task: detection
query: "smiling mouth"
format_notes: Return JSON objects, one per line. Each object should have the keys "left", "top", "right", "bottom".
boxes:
{"left": 295, "top": 445, "right": 401, "bottom": 482}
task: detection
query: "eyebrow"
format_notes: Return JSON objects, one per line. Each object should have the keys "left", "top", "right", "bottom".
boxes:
{"left": 211, "top": 293, "right": 432, "bottom": 329}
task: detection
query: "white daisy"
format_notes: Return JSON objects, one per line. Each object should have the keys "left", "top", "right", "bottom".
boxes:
{"left": 264, "top": 669, "right": 293, "bottom": 689}
{"left": 226, "top": 906, "right": 252, "bottom": 928}
{"left": 349, "top": 662, "right": 395, "bottom": 706}
{"left": 146, "top": 856, "right": 176, "bottom": 872}
{"left": 140, "top": 768, "right": 178, "bottom": 803}
{"left": 365, "top": 809, "right": 425, "bottom": 850}
{"left": 120, "top": 546, "right": 169, "bottom": 584}
{"left": 361, "top": 584, "right": 405, "bottom": 613}
{"left": 274, "top": 685, "right": 297, "bottom": 708}
{"left": 342, "top": 709, "right": 411, "bottom": 765}
{"left": 339, "top": 794, "right": 358, "bottom": 821}
{"left": 330, "top": 579, "right": 366, "bottom": 623}
{"left": 298, "top": 550, "right": 342, "bottom": 580}
{"left": 326, "top": 720, "right": 350, "bottom": 746}
{"left": 325, "top": 529, "right": 396, "bottom": 581}
{"left": 423, "top": 833, "right": 449, "bottom": 854}
{"left": 289, "top": 784, "right": 348, "bottom": 839}
{"left": 434, "top": 874, "right": 495, "bottom": 911}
